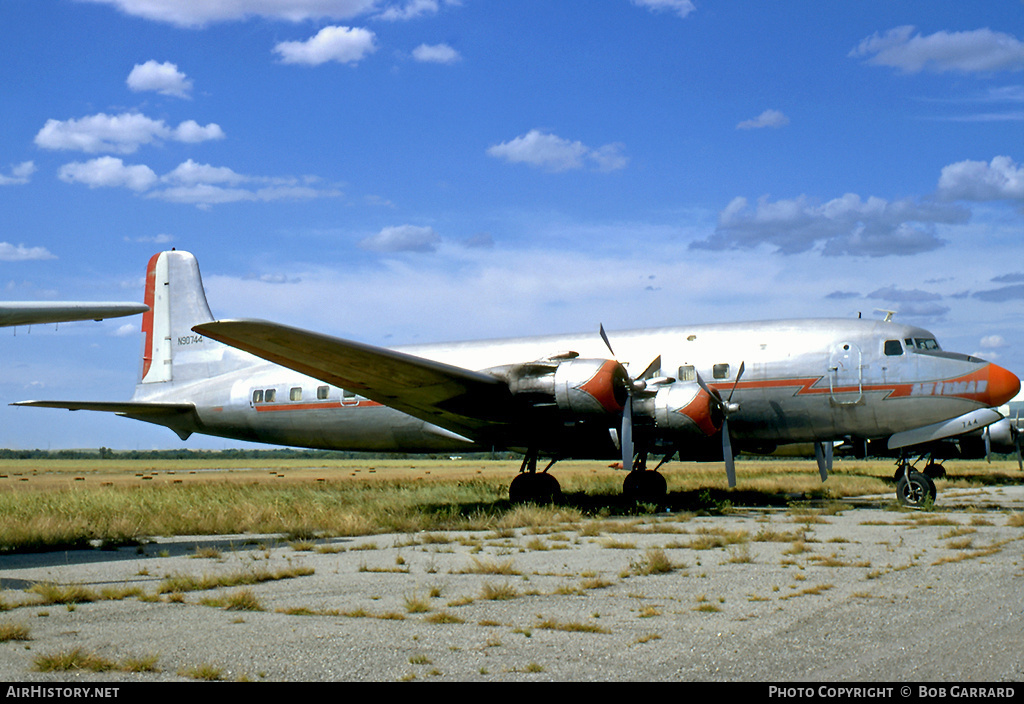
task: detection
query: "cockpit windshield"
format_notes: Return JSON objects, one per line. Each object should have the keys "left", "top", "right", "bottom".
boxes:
{"left": 905, "top": 337, "right": 941, "bottom": 352}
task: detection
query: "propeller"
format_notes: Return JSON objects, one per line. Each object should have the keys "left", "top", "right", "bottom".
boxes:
{"left": 599, "top": 324, "right": 661, "bottom": 472}
{"left": 696, "top": 361, "right": 745, "bottom": 488}
{"left": 1013, "top": 411, "right": 1023, "bottom": 471}
{"left": 989, "top": 412, "right": 1022, "bottom": 470}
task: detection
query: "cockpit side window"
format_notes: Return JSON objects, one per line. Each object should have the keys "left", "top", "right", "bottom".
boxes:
{"left": 905, "top": 337, "right": 941, "bottom": 352}
{"left": 884, "top": 340, "right": 903, "bottom": 356}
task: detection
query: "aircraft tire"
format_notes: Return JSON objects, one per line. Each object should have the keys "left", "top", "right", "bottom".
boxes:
{"left": 509, "top": 472, "right": 561, "bottom": 504}
{"left": 896, "top": 471, "right": 936, "bottom": 509}
{"left": 622, "top": 470, "right": 667, "bottom": 502}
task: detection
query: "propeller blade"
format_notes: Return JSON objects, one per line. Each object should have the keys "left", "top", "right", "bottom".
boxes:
{"left": 722, "top": 417, "right": 736, "bottom": 488}
{"left": 1013, "top": 423, "right": 1023, "bottom": 471}
{"left": 1013, "top": 412, "right": 1023, "bottom": 471}
{"left": 621, "top": 395, "right": 633, "bottom": 471}
{"left": 694, "top": 371, "right": 720, "bottom": 409}
{"left": 599, "top": 323, "right": 615, "bottom": 358}
{"left": 637, "top": 355, "right": 662, "bottom": 382}
{"left": 726, "top": 361, "right": 746, "bottom": 404}
{"left": 984, "top": 426, "right": 992, "bottom": 463}
{"left": 814, "top": 441, "right": 832, "bottom": 482}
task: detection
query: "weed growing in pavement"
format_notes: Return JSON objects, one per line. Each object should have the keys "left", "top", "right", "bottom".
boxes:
{"left": 0, "top": 622, "right": 30, "bottom": 642}
{"left": 33, "top": 649, "right": 116, "bottom": 673}
{"left": 628, "top": 548, "right": 679, "bottom": 576}
{"left": 157, "top": 565, "right": 314, "bottom": 593}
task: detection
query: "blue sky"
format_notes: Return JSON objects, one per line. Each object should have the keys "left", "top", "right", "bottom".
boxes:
{"left": 1, "top": 0, "right": 1022, "bottom": 450}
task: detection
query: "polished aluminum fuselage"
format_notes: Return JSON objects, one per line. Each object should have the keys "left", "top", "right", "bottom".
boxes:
{"left": 135, "top": 318, "right": 1005, "bottom": 457}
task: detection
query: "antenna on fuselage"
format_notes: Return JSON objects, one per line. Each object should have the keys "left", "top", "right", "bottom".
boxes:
{"left": 875, "top": 309, "right": 897, "bottom": 322}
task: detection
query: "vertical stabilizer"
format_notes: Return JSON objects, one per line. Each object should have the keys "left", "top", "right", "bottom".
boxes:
{"left": 138, "top": 250, "right": 246, "bottom": 387}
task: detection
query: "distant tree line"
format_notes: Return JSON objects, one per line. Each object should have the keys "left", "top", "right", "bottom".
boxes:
{"left": 0, "top": 447, "right": 520, "bottom": 461}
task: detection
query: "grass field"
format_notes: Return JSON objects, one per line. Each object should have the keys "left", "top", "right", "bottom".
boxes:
{"left": 0, "top": 456, "right": 1020, "bottom": 552}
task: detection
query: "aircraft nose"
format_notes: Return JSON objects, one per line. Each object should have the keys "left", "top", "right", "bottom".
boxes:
{"left": 984, "top": 363, "right": 1020, "bottom": 407}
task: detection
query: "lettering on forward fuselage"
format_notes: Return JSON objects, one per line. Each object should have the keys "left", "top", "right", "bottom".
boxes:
{"left": 910, "top": 380, "right": 987, "bottom": 397}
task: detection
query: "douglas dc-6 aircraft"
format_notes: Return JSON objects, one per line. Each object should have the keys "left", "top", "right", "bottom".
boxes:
{"left": 15, "top": 251, "right": 1020, "bottom": 507}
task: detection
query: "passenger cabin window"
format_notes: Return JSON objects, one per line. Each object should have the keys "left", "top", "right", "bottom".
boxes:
{"left": 264, "top": 388, "right": 276, "bottom": 403}
{"left": 884, "top": 340, "right": 903, "bottom": 356}
{"left": 317, "top": 385, "right": 329, "bottom": 400}
{"left": 342, "top": 389, "right": 358, "bottom": 406}
{"left": 290, "top": 387, "right": 302, "bottom": 402}
{"left": 678, "top": 365, "right": 696, "bottom": 382}
{"left": 252, "top": 389, "right": 263, "bottom": 404}
{"left": 713, "top": 363, "right": 730, "bottom": 380}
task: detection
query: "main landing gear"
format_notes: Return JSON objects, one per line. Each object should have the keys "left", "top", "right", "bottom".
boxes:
{"left": 893, "top": 457, "right": 940, "bottom": 508}
{"left": 508, "top": 450, "right": 562, "bottom": 504}
{"left": 508, "top": 449, "right": 670, "bottom": 504}
{"left": 621, "top": 451, "right": 668, "bottom": 503}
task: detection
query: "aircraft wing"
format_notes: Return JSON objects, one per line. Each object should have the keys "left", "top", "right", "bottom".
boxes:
{"left": 0, "top": 302, "right": 148, "bottom": 327}
{"left": 193, "top": 319, "right": 517, "bottom": 441}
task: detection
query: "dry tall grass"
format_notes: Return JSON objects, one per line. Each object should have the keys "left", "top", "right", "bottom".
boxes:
{"left": 0, "top": 458, "right": 1018, "bottom": 552}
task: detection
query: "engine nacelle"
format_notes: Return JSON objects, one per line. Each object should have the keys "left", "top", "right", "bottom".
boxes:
{"left": 635, "top": 381, "right": 721, "bottom": 438}
{"left": 555, "top": 358, "right": 630, "bottom": 415}
{"left": 492, "top": 356, "right": 630, "bottom": 417}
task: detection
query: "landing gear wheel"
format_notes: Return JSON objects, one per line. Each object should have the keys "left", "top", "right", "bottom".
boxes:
{"left": 896, "top": 470, "right": 936, "bottom": 508}
{"left": 509, "top": 472, "right": 561, "bottom": 504}
{"left": 622, "top": 470, "right": 667, "bottom": 503}
{"left": 922, "top": 462, "right": 946, "bottom": 480}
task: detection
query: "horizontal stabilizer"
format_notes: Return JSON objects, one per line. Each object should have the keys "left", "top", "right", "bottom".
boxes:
{"left": 0, "top": 302, "right": 148, "bottom": 328}
{"left": 887, "top": 408, "right": 1003, "bottom": 450}
{"left": 12, "top": 400, "right": 200, "bottom": 441}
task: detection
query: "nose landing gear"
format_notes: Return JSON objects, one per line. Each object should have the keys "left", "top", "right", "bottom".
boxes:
{"left": 893, "top": 458, "right": 938, "bottom": 508}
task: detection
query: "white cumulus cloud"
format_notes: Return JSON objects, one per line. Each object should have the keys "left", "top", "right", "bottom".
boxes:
{"left": 76, "top": 0, "right": 379, "bottom": 28}
{"left": 0, "top": 162, "right": 36, "bottom": 186}
{"left": 487, "top": 130, "right": 628, "bottom": 173}
{"left": 630, "top": 0, "right": 696, "bottom": 19}
{"left": 273, "top": 26, "right": 377, "bottom": 65}
{"left": 162, "top": 159, "right": 248, "bottom": 186}
{"left": 980, "top": 335, "right": 1007, "bottom": 349}
{"left": 737, "top": 109, "right": 790, "bottom": 130}
{"left": 55, "top": 156, "right": 342, "bottom": 208}
{"left": 412, "top": 43, "right": 461, "bottom": 64}
{"left": 937, "top": 155, "right": 1024, "bottom": 202}
{"left": 0, "top": 242, "right": 55, "bottom": 262}
{"left": 376, "top": 0, "right": 459, "bottom": 21}
{"left": 58, "top": 157, "right": 159, "bottom": 191}
{"left": 692, "top": 192, "right": 969, "bottom": 257}
{"left": 35, "top": 113, "right": 224, "bottom": 154}
{"left": 850, "top": 26, "right": 1024, "bottom": 74}
{"left": 126, "top": 60, "right": 193, "bottom": 98}
{"left": 359, "top": 225, "right": 441, "bottom": 253}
